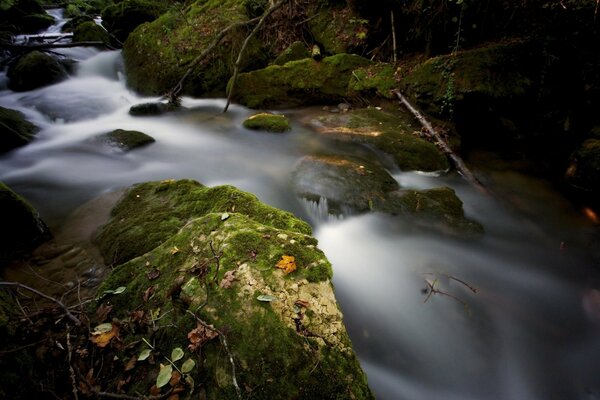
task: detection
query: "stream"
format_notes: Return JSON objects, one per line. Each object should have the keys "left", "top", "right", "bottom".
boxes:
{"left": 2, "top": 9, "right": 600, "bottom": 400}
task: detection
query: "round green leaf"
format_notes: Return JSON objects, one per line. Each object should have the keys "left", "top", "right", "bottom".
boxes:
{"left": 92, "top": 322, "right": 113, "bottom": 334}
{"left": 171, "top": 347, "right": 184, "bottom": 362}
{"left": 156, "top": 364, "right": 173, "bottom": 388}
{"left": 181, "top": 358, "right": 195, "bottom": 373}
{"left": 138, "top": 348, "right": 151, "bottom": 361}
{"left": 113, "top": 286, "right": 126, "bottom": 294}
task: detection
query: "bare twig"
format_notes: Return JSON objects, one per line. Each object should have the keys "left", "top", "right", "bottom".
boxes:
{"left": 392, "top": 90, "right": 488, "bottom": 194}
{"left": 0, "top": 281, "right": 81, "bottom": 325}
{"left": 224, "top": 0, "right": 287, "bottom": 112}
{"left": 390, "top": 10, "right": 397, "bottom": 64}
{"left": 66, "top": 332, "right": 79, "bottom": 400}
{"left": 185, "top": 310, "right": 242, "bottom": 400}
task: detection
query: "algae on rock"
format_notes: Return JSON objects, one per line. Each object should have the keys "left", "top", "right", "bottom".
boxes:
{"left": 93, "top": 179, "right": 373, "bottom": 399}
{"left": 242, "top": 113, "right": 291, "bottom": 132}
{"left": 0, "top": 106, "right": 39, "bottom": 154}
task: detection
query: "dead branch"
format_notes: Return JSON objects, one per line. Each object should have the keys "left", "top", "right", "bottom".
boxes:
{"left": 185, "top": 310, "right": 242, "bottom": 400}
{"left": 224, "top": 0, "right": 288, "bottom": 112}
{"left": 0, "top": 281, "right": 81, "bottom": 325}
{"left": 392, "top": 89, "right": 488, "bottom": 194}
{"left": 74, "top": 366, "right": 171, "bottom": 400}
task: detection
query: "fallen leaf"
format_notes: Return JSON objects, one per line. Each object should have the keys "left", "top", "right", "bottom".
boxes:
{"left": 187, "top": 322, "right": 218, "bottom": 352}
{"left": 90, "top": 323, "right": 119, "bottom": 348}
{"left": 170, "top": 246, "right": 180, "bottom": 255}
{"left": 181, "top": 358, "right": 195, "bottom": 373}
{"left": 96, "top": 304, "right": 113, "bottom": 322}
{"left": 156, "top": 364, "right": 173, "bottom": 388}
{"left": 275, "top": 255, "right": 297, "bottom": 274}
{"left": 167, "top": 394, "right": 180, "bottom": 400}
{"left": 219, "top": 270, "right": 236, "bottom": 289}
{"left": 257, "top": 294, "right": 278, "bottom": 302}
{"left": 147, "top": 268, "right": 160, "bottom": 280}
{"left": 169, "top": 370, "right": 182, "bottom": 387}
{"left": 117, "top": 376, "right": 131, "bottom": 393}
{"left": 143, "top": 286, "right": 155, "bottom": 302}
{"left": 130, "top": 310, "right": 145, "bottom": 325}
{"left": 221, "top": 212, "right": 230, "bottom": 221}
{"left": 138, "top": 348, "right": 152, "bottom": 361}
{"left": 124, "top": 355, "right": 137, "bottom": 371}
{"left": 294, "top": 299, "right": 310, "bottom": 309}
{"left": 150, "top": 385, "right": 161, "bottom": 396}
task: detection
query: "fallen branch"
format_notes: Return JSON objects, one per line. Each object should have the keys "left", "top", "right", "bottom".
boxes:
{"left": 0, "top": 281, "right": 81, "bottom": 325}
{"left": 392, "top": 89, "right": 488, "bottom": 194}
{"left": 223, "top": 0, "right": 287, "bottom": 112}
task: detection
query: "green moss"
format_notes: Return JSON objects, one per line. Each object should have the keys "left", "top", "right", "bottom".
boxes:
{"left": 72, "top": 21, "right": 110, "bottom": 44}
{"left": 122, "top": 0, "right": 268, "bottom": 96}
{"left": 272, "top": 41, "right": 310, "bottom": 66}
{"left": 233, "top": 53, "right": 370, "bottom": 108}
{"left": 307, "top": 5, "right": 367, "bottom": 54}
{"left": 0, "top": 0, "right": 54, "bottom": 34}
{"left": 349, "top": 63, "right": 397, "bottom": 99}
{"left": 242, "top": 113, "right": 291, "bottom": 132}
{"left": 101, "top": 0, "right": 171, "bottom": 43}
{"left": 7, "top": 51, "right": 68, "bottom": 92}
{"left": 98, "top": 129, "right": 156, "bottom": 150}
{"left": 0, "top": 106, "right": 39, "bottom": 154}
{"left": 95, "top": 179, "right": 311, "bottom": 265}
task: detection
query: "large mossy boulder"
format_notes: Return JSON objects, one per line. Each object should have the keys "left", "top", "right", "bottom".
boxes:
{"left": 101, "top": 0, "right": 171, "bottom": 43}
{"left": 565, "top": 139, "right": 600, "bottom": 193}
{"left": 399, "top": 41, "right": 539, "bottom": 119}
{"left": 72, "top": 21, "right": 110, "bottom": 45}
{"left": 122, "top": 0, "right": 268, "bottom": 96}
{"left": 0, "top": 182, "right": 50, "bottom": 266}
{"left": 7, "top": 51, "right": 68, "bottom": 92}
{"left": 272, "top": 41, "right": 310, "bottom": 66}
{"left": 0, "top": 0, "right": 54, "bottom": 34}
{"left": 93, "top": 179, "right": 373, "bottom": 399}
{"left": 232, "top": 53, "right": 370, "bottom": 108}
{"left": 306, "top": 4, "right": 368, "bottom": 54}
{"left": 307, "top": 107, "right": 450, "bottom": 172}
{"left": 0, "top": 106, "right": 39, "bottom": 154}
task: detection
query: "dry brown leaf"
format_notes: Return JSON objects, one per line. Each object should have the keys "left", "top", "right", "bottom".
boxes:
{"left": 150, "top": 385, "right": 161, "bottom": 396}
{"left": 187, "top": 322, "right": 218, "bottom": 352}
{"left": 90, "top": 324, "right": 119, "bottom": 348}
{"left": 147, "top": 268, "right": 160, "bottom": 280}
{"left": 124, "top": 355, "right": 137, "bottom": 371}
{"left": 219, "top": 270, "right": 236, "bottom": 289}
{"left": 95, "top": 303, "right": 113, "bottom": 322}
{"left": 169, "top": 371, "right": 182, "bottom": 387}
{"left": 275, "top": 255, "right": 297, "bottom": 274}
{"left": 166, "top": 394, "right": 180, "bottom": 400}
{"left": 143, "top": 286, "right": 155, "bottom": 302}
{"left": 117, "top": 376, "right": 131, "bottom": 392}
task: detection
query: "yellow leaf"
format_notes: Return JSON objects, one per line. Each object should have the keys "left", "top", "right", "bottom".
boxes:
{"left": 170, "top": 246, "right": 180, "bottom": 255}
{"left": 90, "top": 323, "right": 119, "bottom": 348}
{"left": 275, "top": 255, "right": 296, "bottom": 274}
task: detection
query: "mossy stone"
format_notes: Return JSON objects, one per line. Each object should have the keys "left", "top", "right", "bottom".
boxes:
{"left": 101, "top": 0, "right": 170, "bottom": 43}
{"left": 307, "top": 4, "right": 367, "bottom": 54}
{"left": 61, "top": 15, "right": 94, "bottom": 33}
{"left": 0, "top": 182, "right": 50, "bottom": 266}
{"left": 0, "top": 0, "right": 54, "bottom": 34}
{"left": 292, "top": 154, "right": 399, "bottom": 215}
{"left": 232, "top": 53, "right": 370, "bottom": 108}
{"left": 565, "top": 139, "right": 600, "bottom": 192}
{"left": 242, "top": 113, "right": 290, "bottom": 132}
{"left": 93, "top": 179, "right": 373, "bottom": 399}
{"left": 95, "top": 179, "right": 312, "bottom": 265}
{"left": 0, "top": 106, "right": 39, "bottom": 154}
{"left": 7, "top": 51, "right": 68, "bottom": 92}
{"left": 97, "top": 129, "right": 155, "bottom": 151}
{"left": 349, "top": 63, "right": 397, "bottom": 99}
{"left": 272, "top": 41, "right": 310, "bottom": 66}
{"left": 72, "top": 21, "right": 110, "bottom": 45}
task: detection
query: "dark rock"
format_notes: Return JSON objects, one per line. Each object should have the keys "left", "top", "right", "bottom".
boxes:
{"left": 96, "top": 129, "right": 155, "bottom": 151}
{"left": 0, "top": 106, "right": 39, "bottom": 154}
{"left": 128, "top": 102, "right": 171, "bottom": 116}
{"left": 7, "top": 51, "right": 68, "bottom": 92}
{"left": 61, "top": 15, "right": 94, "bottom": 33}
{"left": 102, "top": 0, "right": 171, "bottom": 43}
{"left": 0, "top": 182, "right": 50, "bottom": 266}
{"left": 0, "top": 0, "right": 54, "bottom": 34}
{"left": 72, "top": 21, "right": 110, "bottom": 45}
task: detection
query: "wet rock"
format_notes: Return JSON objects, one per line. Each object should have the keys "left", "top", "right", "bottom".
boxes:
{"left": 292, "top": 155, "right": 399, "bottom": 214}
{"left": 0, "top": 106, "right": 39, "bottom": 154}
{"left": 94, "top": 179, "right": 373, "bottom": 399}
{"left": 565, "top": 139, "right": 600, "bottom": 193}
{"left": 128, "top": 101, "right": 172, "bottom": 116}
{"left": 232, "top": 53, "right": 370, "bottom": 108}
{"left": 7, "top": 51, "right": 68, "bottom": 92}
{"left": 272, "top": 41, "right": 310, "bottom": 66}
{"left": 306, "top": 106, "right": 449, "bottom": 172}
{"left": 61, "top": 15, "right": 94, "bottom": 33}
{"left": 72, "top": 21, "right": 110, "bottom": 45}
{"left": 96, "top": 129, "right": 155, "bottom": 151}
{"left": 0, "top": 182, "right": 50, "bottom": 266}
{"left": 242, "top": 113, "right": 290, "bottom": 133}
{"left": 0, "top": 0, "right": 54, "bottom": 34}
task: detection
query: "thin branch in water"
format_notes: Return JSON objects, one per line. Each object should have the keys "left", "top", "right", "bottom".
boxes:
{"left": 0, "top": 281, "right": 81, "bottom": 325}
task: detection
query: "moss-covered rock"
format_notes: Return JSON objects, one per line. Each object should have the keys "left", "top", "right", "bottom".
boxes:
{"left": 0, "top": 182, "right": 50, "bottom": 266}
{"left": 0, "top": 0, "right": 54, "bottom": 34}
{"left": 232, "top": 53, "right": 370, "bottom": 108}
{"left": 122, "top": 0, "right": 268, "bottom": 96}
{"left": 61, "top": 14, "right": 94, "bottom": 32}
{"left": 565, "top": 139, "right": 600, "bottom": 193}
{"left": 7, "top": 51, "right": 68, "bottom": 92}
{"left": 129, "top": 101, "right": 174, "bottom": 116}
{"left": 292, "top": 155, "right": 399, "bottom": 214}
{"left": 95, "top": 179, "right": 312, "bottom": 266}
{"left": 242, "top": 113, "right": 290, "bottom": 132}
{"left": 399, "top": 41, "right": 538, "bottom": 118}
{"left": 349, "top": 62, "right": 397, "bottom": 99}
{"left": 72, "top": 21, "right": 110, "bottom": 44}
{"left": 101, "top": 0, "right": 171, "bottom": 43}
{"left": 307, "top": 107, "right": 449, "bottom": 172}
{"left": 307, "top": 4, "right": 368, "bottom": 54}
{"left": 272, "top": 41, "right": 310, "bottom": 66}
{"left": 96, "top": 129, "right": 156, "bottom": 151}
{"left": 0, "top": 106, "right": 39, "bottom": 154}
{"left": 93, "top": 179, "right": 373, "bottom": 399}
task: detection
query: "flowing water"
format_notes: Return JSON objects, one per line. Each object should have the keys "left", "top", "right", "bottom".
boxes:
{"left": 2, "top": 11, "right": 600, "bottom": 400}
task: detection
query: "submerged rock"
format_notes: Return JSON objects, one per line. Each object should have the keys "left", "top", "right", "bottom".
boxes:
{"left": 306, "top": 106, "right": 449, "bottom": 172}
{"left": 7, "top": 51, "right": 68, "bottom": 92}
{"left": 96, "top": 129, "right": 155, "bottom": 151}
{"left": 0, "top": 106, "right": 39, "bottom": 154}
{"left": 0, "top": 182, "right": 50, "bottom": 266}
{"left": 242, "top": 113, "right": 290, "bottom": 132}
{"left": 94, "top": 179, "right": 373, "bottom": 399}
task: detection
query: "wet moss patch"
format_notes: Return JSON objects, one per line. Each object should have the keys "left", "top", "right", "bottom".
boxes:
{"left": 242, "top": 113, "right": 291, "bottom": 132}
